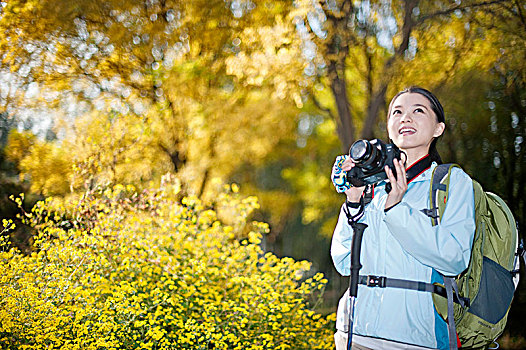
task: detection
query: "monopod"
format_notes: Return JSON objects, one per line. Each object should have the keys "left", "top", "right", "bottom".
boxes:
{"left": 346, "top": 221, "right": 368, "bottom": 350}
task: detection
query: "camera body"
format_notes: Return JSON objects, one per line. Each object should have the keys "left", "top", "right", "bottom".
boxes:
{"left": 346, "top": 139, "right": 402, "bottom": 187}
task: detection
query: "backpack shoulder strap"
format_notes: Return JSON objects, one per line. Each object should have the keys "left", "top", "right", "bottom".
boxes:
{"left": 423, "top": 163, "right": 462, "bottom": 226}
{"left": 426, "top": 163, "right": 465, "bottom": 350}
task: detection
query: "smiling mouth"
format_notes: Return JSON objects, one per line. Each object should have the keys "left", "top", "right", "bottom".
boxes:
{"left": 399, "top": 127, "right": 416, "bottom": 135}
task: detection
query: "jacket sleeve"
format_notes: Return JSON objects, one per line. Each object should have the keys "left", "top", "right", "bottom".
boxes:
{"left": 383, "top": 168, "right": 476, "bottom": 276}
{"left": 331, "top": 204, "right": 361, "bottom": 276}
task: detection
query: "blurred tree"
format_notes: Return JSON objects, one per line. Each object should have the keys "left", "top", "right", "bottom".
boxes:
{"left": 277, "top": 0, "right": 518, "bottom": 151}
{"left": 0, "top": 0, "right": 304, "bottom": 196}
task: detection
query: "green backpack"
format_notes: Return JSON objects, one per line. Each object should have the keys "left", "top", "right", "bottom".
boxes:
{"left": 428, "top": 164, "right": 524, "bottom": 350}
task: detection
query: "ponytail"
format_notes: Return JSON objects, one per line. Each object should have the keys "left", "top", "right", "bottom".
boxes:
{"left": 428, "top": 139, "right": 443, "bottom": 165}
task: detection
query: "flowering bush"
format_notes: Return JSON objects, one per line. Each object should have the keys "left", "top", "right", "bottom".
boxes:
{"left": 0, "top": 177, "right": 335, "bottom": 349}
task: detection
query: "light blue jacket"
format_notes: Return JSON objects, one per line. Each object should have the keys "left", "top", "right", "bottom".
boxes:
{"left": 332, "top": 163, "right": 476, "bottom": 350}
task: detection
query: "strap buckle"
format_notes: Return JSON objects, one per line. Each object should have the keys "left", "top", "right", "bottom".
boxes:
{"left": 366, "top": 275, "right": 386, "bottom": 287}
{"left": 516, "top": 239, "right": 525, "bottom": 257}
{"left": 421, "top": 207, "right": 439, "bottom": 219}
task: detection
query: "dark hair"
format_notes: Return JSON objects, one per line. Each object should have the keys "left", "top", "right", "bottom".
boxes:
{"left": 387, "top": 86, "right": 446, "bottom": 164}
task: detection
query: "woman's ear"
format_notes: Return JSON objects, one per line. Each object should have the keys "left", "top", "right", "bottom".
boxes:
{"left": 433, "top": 122, "right": 446, "bottom": 138}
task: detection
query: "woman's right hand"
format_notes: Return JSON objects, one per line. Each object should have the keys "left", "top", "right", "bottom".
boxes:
{"left": 340, "top": 158, "right": 366, "bottom": 202}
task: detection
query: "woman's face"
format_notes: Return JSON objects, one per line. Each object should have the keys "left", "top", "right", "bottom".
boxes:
{"left": 387, "top": 92, "right": 445, "bottom": 160}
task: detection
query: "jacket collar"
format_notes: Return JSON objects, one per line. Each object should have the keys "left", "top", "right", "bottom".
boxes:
{"left": 376, "top": 158, "right": 436, "bottom": 189}
{"left": 406, "top": 154, "right": 432, "bottom": 183}
{"left": 409, "top": 162, "right": 437, "bottom": 183}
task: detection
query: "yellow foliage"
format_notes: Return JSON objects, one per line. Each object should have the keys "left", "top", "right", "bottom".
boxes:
{"left": 9, "top": 136, "right": 73, "bottom": 196}
{"left": 391, "top": 15, "right": 501, "bottom": 95}
{"left": 65, "top": 110, "right": 171, "bottom": 191}
{"left": 225, "top": 15, "right": 306, "bottom": 101}
{"left": 4, "top": 130, "right": 36, "bottom": 166}
{"left": 0, "top": 178, "right": 335, "bottom": 349}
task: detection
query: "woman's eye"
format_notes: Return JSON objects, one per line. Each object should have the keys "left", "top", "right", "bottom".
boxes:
{"left": 392, "top": 109, "right": 401, "bottom": 115}
{"left": 414, "top": 108, "right": 424, "bottom": 113}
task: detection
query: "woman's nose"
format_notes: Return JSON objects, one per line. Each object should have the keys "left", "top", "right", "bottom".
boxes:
{"left": 400, "top": 112, "right": 412, "bottom": 122}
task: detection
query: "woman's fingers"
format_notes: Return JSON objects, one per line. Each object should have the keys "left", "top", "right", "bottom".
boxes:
{"left": 385, "top": 164, "right": 395, "bottom": 183}
{"left": 346, "top": 157, "right": 407, "bottom": 189}
{"left": 341, "top": 158, "right": 356, "bottom": 171}
{"left": 385, "top": 159, "right": 407, "bottom": 191}
{"left": 384, "top": 159, "right": 407, "bottom": 209}
{"left": 394, "top": 159, "right": 407, "bottom": 187}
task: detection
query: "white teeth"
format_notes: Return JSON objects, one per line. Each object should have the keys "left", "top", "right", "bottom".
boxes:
{"left": 399, "top": 127, "right": 416, "bottom": 134}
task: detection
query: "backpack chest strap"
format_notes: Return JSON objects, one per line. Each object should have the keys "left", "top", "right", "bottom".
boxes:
{"left": 358, "top": 274, "right": 470, "bottom": 306}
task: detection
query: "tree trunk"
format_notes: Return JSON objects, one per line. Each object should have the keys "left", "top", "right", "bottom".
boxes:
{"left": 197, "top": 133, "right": 218, "bottom": 198}
{"left": 319, "top": 0, "right": 355, "bottom": 152}
{"left": 329, "top": 60, "right": 355, "bottom": 152}
{"left": 161, "top": 95, "right": 187, "bottom": 173}
{"left": 157, "top": 141, "right": 186, "bottom": 173}
{"left": 361, "top": 84, "right": 388, "bottom": 140}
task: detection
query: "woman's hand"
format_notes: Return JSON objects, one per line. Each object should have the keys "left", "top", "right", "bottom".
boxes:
{"left": 384, "top": 158, "right": 407, "bottom": 210}
{"left": 340, "top": 158, "right": 366, "bottom": 202}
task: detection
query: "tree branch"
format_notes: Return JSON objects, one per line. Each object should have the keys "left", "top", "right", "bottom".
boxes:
{"left": 416, "top": 0, "right": 508, "bottom": 24}
{"left": 512, "top": 0, "right": 526, "bottom": 31}
{"left": 311, "top": 94, "right": 335, "bottom": 121}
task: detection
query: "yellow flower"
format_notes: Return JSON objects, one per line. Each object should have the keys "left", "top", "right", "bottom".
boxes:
{"left": 1, "top": 177, "right": 335, "bottom": 349}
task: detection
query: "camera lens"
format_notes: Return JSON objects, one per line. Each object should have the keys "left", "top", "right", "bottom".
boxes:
{"left": 350, "top": 140, "right": 371, "bottom": 163}
{"left": 349, "top": 139, "right": 382, "bottom": 172}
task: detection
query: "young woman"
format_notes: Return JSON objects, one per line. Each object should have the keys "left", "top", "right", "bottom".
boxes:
{"left": 331, "top": 87, "right": 476, "bottom": 350}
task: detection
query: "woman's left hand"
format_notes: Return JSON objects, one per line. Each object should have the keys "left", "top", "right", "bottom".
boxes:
{"left": 384, "top": 158, "right": 407, "bottom": 210}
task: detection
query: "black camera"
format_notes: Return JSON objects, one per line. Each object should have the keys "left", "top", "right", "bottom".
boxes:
{"left": 346, "top": 139, "right": 402, "bottom": 187}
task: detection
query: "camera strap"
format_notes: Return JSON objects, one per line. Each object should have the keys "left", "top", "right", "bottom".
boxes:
{"left": 384, "top": 154, "right": 431, "bottom": 193}
{"left": 405, "top": 154, "right": 432, "bottom": 184}
{"left": 343, "top": 197, "right": 364, "bottom": 226}
{"left": 342, "top": 184, "right": 373, "bottom": 226}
